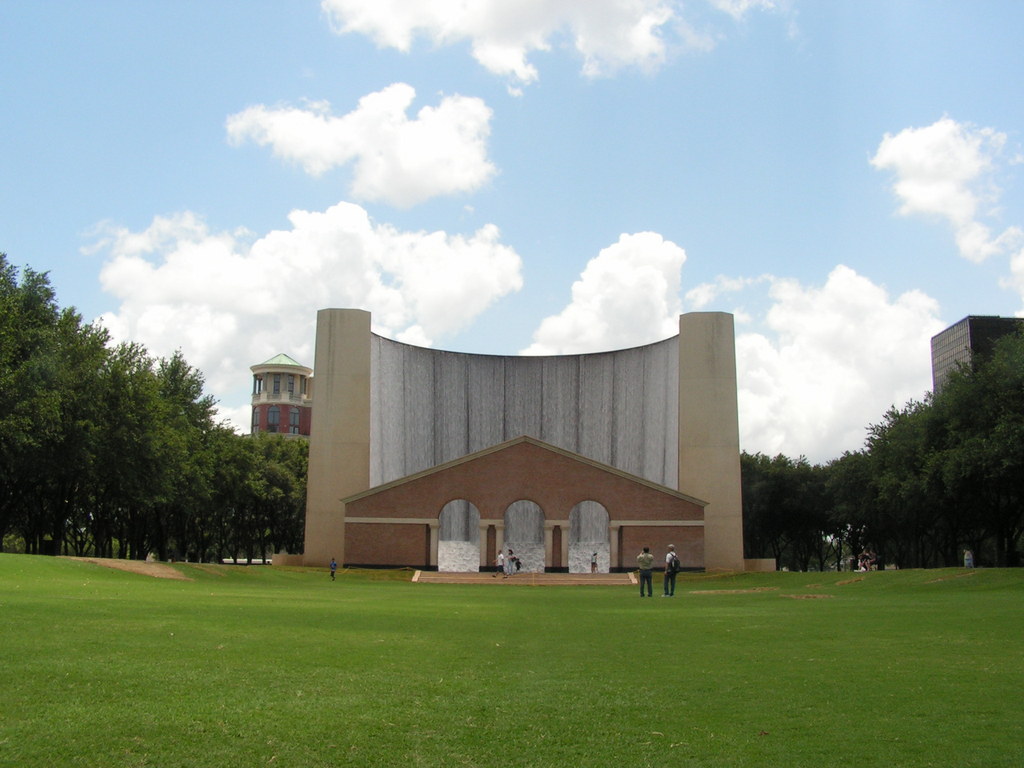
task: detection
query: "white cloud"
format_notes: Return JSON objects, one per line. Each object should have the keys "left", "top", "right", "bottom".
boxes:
{"left": 707, "top": 0, "right": 777, "bottom": 21}
{"left": 685, "top": 274, "right": 767, "bottom": 310}
{"left": 226, "top": 83, "right": 495, "bottom": 208}
{"left": 734, "top": 266, "right": 942, "bottom": 462}
{"left": 520, "top": 232, "right": 686, "bottom": 354}
{"left": 871, "top": 116, "right": 1023, "bottom": 264}
{"left": 92, "top": 203, "right": 523, "bottom": 430}
{"left": 320, "top": 0, "right": 780, "bottom": 85}
{"left": 1004, "top": 247, "right": 1024, "bottom": 314}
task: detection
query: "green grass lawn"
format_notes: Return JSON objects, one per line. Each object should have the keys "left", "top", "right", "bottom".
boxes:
{"left": 1, "top": 555, "right": 1021, "bottom": 767}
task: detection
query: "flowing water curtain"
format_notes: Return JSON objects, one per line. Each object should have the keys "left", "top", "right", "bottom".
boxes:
{"left": 569, "top": 500, "right": 610, "bottom": 573}
{"left": 503, "top": 500, "right": 545, "bottom": 572}
{"left": 437, "top": 499, "right": 481, "bottom": 572}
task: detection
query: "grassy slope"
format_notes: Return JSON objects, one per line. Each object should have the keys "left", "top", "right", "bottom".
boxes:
{"left": 1, "top": 555, "right": 1021, "bottom": 767}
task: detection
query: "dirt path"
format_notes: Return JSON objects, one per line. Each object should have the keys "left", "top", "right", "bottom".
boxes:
{"left": 65, "top": 557, "right": 192, "bottom": 581}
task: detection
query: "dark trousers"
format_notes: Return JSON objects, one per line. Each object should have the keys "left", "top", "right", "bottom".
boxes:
{"left": 663, "top": 570, "right": 677, "bottom": 595}
{"left": 639, "top": 569, "right": 653, "bottom": 596}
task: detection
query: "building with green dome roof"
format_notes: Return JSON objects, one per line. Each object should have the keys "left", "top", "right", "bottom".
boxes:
{"left": 250, "top": 353, "right": 313, "bottom": 437}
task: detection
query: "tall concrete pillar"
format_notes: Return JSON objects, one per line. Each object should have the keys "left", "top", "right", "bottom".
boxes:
{"left": 678, "top": 312, "right": 745, "bottom": 571}
{"left": 303, "top": 309, "right": 372, "bottom": 566}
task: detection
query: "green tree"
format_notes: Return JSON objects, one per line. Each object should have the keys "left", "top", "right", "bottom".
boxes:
{"left": 824, "top": 450, "right": 875, "bottom": 569}
{"left": 863, "top": 400, "right": 945, "bottom": 568}
{"left": 0, "top": 254, "right": 112, "bottom": 554}
{"left": 931, "top": 330, "right": 1024, "bottom": 566}
{"left": 0, "top": 255, "right": 60, "bottom": 549}
{"left": 252, "top": 433, "right": 307, "bottom": 557}
{"left": 742, "top": 452, "right": 831, "bottom": 571}
{"left": 1, "top": 253, "right": 310, "bottom": 562}
{"left": 151, "top": 351, "right": 218, "bottom": 561}
{"left": 89, "top": 342, "right": 165, "bottom": 558}
{"left": 32, "top": 310, "right": 110, "bottom": 555}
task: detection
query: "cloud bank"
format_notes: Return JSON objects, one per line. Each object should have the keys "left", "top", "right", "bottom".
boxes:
{"left": 734, "top": 267, "right": 942, "bottom": 461}
{"left": 320, "top": 0, "right": 777, "bottom": 86}
{"left": 526, "top": 236, "right": 942, "bottom": 462}
{"left": 92, "top": 203, "right": 523, "bottom": 426}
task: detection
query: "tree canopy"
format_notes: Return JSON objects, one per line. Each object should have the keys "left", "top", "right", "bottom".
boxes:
{"left": 0, "top": 253, "right": 306, "bottom": 561}
{"left": 743, "top": 327, "right": 1024, "bottom": 570}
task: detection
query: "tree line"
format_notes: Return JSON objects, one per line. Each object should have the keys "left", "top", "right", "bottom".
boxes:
{"left": 742, "top": 327, "right": 1024, "bottom": 570}
{"left": 0, "top": 254, "right": 306, "bottom": 562}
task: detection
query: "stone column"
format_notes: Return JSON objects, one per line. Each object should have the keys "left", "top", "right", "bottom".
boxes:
{"left": 544, "top": 522, "right": 554, "bottom": 569}
{"left": 303, "top": 309, "right": 372, "bottom": 566}
{"left": 428, "top": 522, "right": 439, "bottom": 568}
{"left": 495, "top": 523, "right": 505, "bottom": 556}
{"left": 677, "top": 312, "right": 745, "bottom": 571}
{"left": 480, "top": 522, "right": 493, "bottom": 568}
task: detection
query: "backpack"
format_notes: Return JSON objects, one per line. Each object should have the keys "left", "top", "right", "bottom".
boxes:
{"left": 667, "top": 553, "right": 679, "bottom": 574}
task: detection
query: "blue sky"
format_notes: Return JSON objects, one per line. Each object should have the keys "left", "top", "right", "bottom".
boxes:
{"left": 3, "top": 1, "right": 1023, "bottom": 462}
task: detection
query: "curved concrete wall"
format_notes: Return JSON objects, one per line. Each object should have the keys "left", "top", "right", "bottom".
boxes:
{"left": 369, "top": 335, "right": 679, "bottom": 488}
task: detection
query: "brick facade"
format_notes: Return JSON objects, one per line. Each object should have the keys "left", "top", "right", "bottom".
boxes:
{"left": 343, "top": 436, "right": 705, "bottom": 570}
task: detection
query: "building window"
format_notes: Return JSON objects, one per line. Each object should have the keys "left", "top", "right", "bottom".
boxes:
{"left": 273, "top": 374, "right": 281, "bottom": 394}
{"left": 251, "top": 408, "right": 259, "bottom": 433}
{"left": 289, "top": 407, "right": 300, "bottom": 434}
{"left": 287, "top": 374, "right": 295, "bottom": 394}
{"left": 268, "top": 405, "right": 280, "bottom": 433}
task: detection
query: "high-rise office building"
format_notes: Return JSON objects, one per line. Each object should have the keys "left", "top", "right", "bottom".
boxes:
{"left": 930, "top": 315, "right": 1024, "bottom": 392}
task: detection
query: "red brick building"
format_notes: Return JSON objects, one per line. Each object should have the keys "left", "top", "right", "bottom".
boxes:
{"left": 250, "top": 354, "right": 313, "bottom": 437}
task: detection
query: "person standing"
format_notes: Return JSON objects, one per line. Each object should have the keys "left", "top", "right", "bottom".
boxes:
{"left": 505, "top": 549, "right": 515, "bottom": 578}
{"left": 663, "top": 544, "right": 679, "bottom": 596}
{"left": 329, "top": 558, "right": 337, "bottom": 581}
{"left": 637, "top": 547, "right": 654, "bottom": 597}
{"left": 591, "top": 552, "right": 598, "bottom": 573}
{"left": 495, "top": 550, "right": 505, "bottom": 578}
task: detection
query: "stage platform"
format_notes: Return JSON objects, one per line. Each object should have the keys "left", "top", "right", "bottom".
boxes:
{"left": 412, "top": 571, "right": 637, "bottom": 586}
